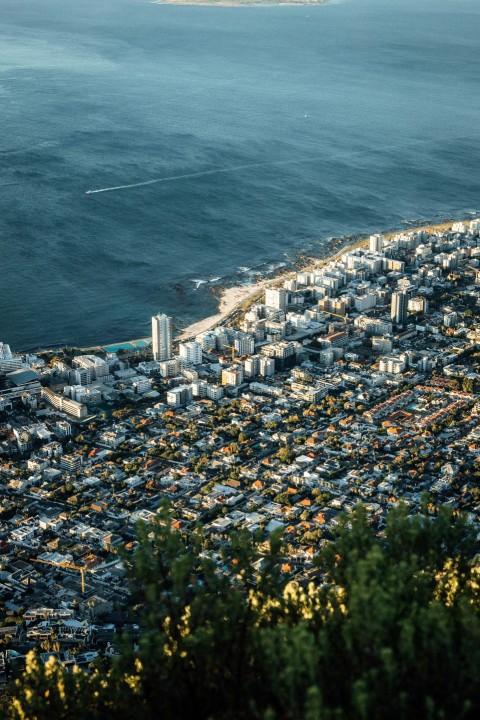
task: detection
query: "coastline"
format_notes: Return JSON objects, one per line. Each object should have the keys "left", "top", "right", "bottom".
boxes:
{"left": 176, "top": 219, "right": 457, "bottom": 342}
{"left": 25, "top": 217, "right": 465, "bottom": 357}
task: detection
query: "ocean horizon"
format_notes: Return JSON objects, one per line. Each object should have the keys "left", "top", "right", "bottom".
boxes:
{"left": 2, "top": 0, "right": 480, "bottom": 350}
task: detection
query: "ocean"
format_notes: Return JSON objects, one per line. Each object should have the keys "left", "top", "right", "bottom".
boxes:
{"left": 1, "top": 0, "right": 480, "bottom": 350}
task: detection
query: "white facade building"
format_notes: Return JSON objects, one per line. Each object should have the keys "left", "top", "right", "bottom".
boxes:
{"left": 152, "top": 314, "right": 173, "bottom": 362}
{"left": 265, "top": 287, "right": 288, "bottom": 312}
{"left": 73, "top": 355, "right": 110, "bottom": 381}
{"left": 408, "top": 296, "right": 427, "bottom": 315}
{"left": 159, "top": 358, "right": 182, "bottom": 378}
{"left": 166, "top": 385, "right": 193, "bottom": 407}
{"left": 469, "top": 219, "right": 480, "bottom": 235}
{"left": 259, "top": 356, "right": 275, "bottom": 377}
{"left": 234, "top": 334, "right": 255, "bottom": 357}
{"left": 0, "top": 342, "right": 24, "bottom": 373}
{"left": 196, "top": 332, "right": 217, "bottom": 351}
{"left": 206, "top": 384, "right": 224, "bottom": 401}
{"left": 372, "top": 336, "right": 393, "bottom": 354}
{"left": 354, "top": 293, "right": 377, "bottom": 313}
{"left": 179, "top": 341, "right": 203, "bottom": 366}
{"left": 244, "top": 355, "right": 260, "bottom": 378}
{"left": 221, "top": 366, "right": 244, "bottom": 387}
{"left": 378, "top": 356, "right": 406, "bottom": 374}
{"left": 391, "top": 291, "right": 408, "bottom": 325}
{"left": 369, "top": 234, "right": 384, "bottom": 254}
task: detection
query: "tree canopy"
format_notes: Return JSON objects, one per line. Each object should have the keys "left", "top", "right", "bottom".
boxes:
{"left": 4, "top": 504, "right": 480, "bottom": 720}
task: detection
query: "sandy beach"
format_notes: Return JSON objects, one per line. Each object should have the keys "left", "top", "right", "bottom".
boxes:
{"left": 177, "top": 280, "right": 271, "bottom": 341}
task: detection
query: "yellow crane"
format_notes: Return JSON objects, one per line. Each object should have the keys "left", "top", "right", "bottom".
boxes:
{"left": 224, "top": 345, "right": 236, "bottom": 362}
{"left": 473, "top": 268, "right": 480, "bottom": 285}
{"left": 31, "top": 557, "right": 93, "bottom": 595}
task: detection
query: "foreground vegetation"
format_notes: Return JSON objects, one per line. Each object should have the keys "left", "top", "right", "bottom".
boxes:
{"left": 4, "top": 504, "right": 480, "bottom": 720}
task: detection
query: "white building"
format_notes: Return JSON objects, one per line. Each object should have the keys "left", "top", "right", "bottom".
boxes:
{"left": 152, "top": 314, "right": 173, "bottom": 361}
{"left": 196, "top": 332, "right": 217, "bottom": 351}
{"left": 159, "top": 358, "right": 181, "bottom": 378}
{"left": 265, "top": 287, "right": 288, "bottom": 312}
{"left": 408, "top": 296, "right": 427, "bottom": 315}
{"left": 206, "top": 384, "right": 224, "bottom": 401}
{"left": 191, "top": 381, "right": 223, "bottom": 401}
{"left": 192, "top": 381, "right": 208, "bottom": 397}
{"left": 250, "top": 382, "right": 283, "bottom": 397}
{"left": 234, "top": 334, "right": 255, "bottom": 356}
{"left": 132, "top": 377, "right": 153, "bottom": 395}
{"left": 369, "top": 233, "right": 384, "bottom": 254}
{"left": 354, "top": 293, "right": 377, "bottom": 313}
{"left": 179, "top": 341, "right": 203, "bottom": 366}
{"left": 73, "top": 355, "right": 110, "bottom": 381}
{"left": 69, "top": 385, "right": 101, "bottom": 405}
{"left": 355, "top": 317, "right": 393, "bottom": 336}
{"left": 378, "top": 356, "right": 406, "bottom": 374}
{"left": 72, "top": 368, "right": 91, "bottom": 386}
{"left": 259, "top": 356, "right": 275, "bottom": 377}
{"left": 372, "top": 336, "right": 393, "bottom": 354}
{"left": 98, "top": 429, "right": 126, "bottom": 448}
{"left": 318, "top": 350, "right": 335, "bottom": 367}
{"left": 391, "top": 291, "right": 408, "bottom": 325}
{"left": 0, "top": 342, "right": 24, "bottom": 373}
{"left": 41, "top": 387, "right": 88, "bottom": 418}
{"left": 244, "top": 355, "right": 260, "bottom": 378}
{"left": 443, "top": 311, "right": 458, "bottom": 328}
{"left": 221, "top": 366, "right": 244, "bottom": 387}
{"left": 60, "top": 454, "right": 82, "bottom": 472}
{"left": 166, "top": 385, "right": 193, "bottom": 407}
{"left": 213, "top": 327, "right": 229, "bottom": 350}
{"left": 469, "top": 219, "right": 480, "bottom": 236}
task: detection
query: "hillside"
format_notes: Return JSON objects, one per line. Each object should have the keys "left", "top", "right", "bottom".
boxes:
{"left": 3, "top": 504, "right": 480, "bottom": 720}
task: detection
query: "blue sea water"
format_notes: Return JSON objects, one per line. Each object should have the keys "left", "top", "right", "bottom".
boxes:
{"left": 1, "top": 0, "right": 480, "bottom": 350}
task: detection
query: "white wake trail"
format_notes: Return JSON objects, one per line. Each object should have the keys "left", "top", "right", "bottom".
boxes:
{"left": 85, "top": 162, "right": 278, "bottom": 194}
{"left": 85, "top": 134, "right": 479, "bottom": 196}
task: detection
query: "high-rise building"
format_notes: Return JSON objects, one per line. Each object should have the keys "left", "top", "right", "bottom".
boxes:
{"left": 408, "top": 296, "right": 427, "bottom": 315}
{"left": 234, "top": 334, "right": 255, "bottom": 357}
{"left": 179, "top": 341, "right": 203, "bottom": 366}
{"left": 166, "top": 385, "right": 193, "bottom": 408}
{"left": 369, "top": 234, "right": 384, "bottom": 254}
{"left": 151, "top": 314, "right": 172, "bottom": 362}
{"left": 244, "top": 355, "right": 260, "bottom": 378}
{"left": 0, "top": 342, "right": 23, "bottom": 372}
{"left": 73, "top": 355, "right": 110, "bottom": 381}
{"left": 259, "top": 356, "right": 275, "bottom": 377}
{"left": 391, "top": 291, "right": 408, "bottom": 326}
{"left": 221, "top": 366, "right": 244, "bottom": 387}
{"left": 265, "top": 287, "right": 288, "bottom": 312}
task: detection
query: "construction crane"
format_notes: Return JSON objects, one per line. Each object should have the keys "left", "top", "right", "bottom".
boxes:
{"left": 31, "top": 557, "right": 94, "bottom": 595}
{"left": 224, "top": 345, "right": 236, "bottom": 362}
{"left": 473, "top": 268, "right": 480, "bottom": 285}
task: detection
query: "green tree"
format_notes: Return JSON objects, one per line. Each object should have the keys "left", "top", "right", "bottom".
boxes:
{"left": 277, "top": 446, "right": 294, "bottom": 464}
{"left": 462, "top": 377, "right": 475, "bottom": 393}
{"left": 5, "top": 505, "right": 480, "bottom": 720}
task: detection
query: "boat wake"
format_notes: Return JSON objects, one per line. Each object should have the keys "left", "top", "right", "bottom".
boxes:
{"left": 84, "top": 134, "right": 480, "bottom": 196}
{"left": 84, "top": 158, "right": 311, "bottom": 195}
